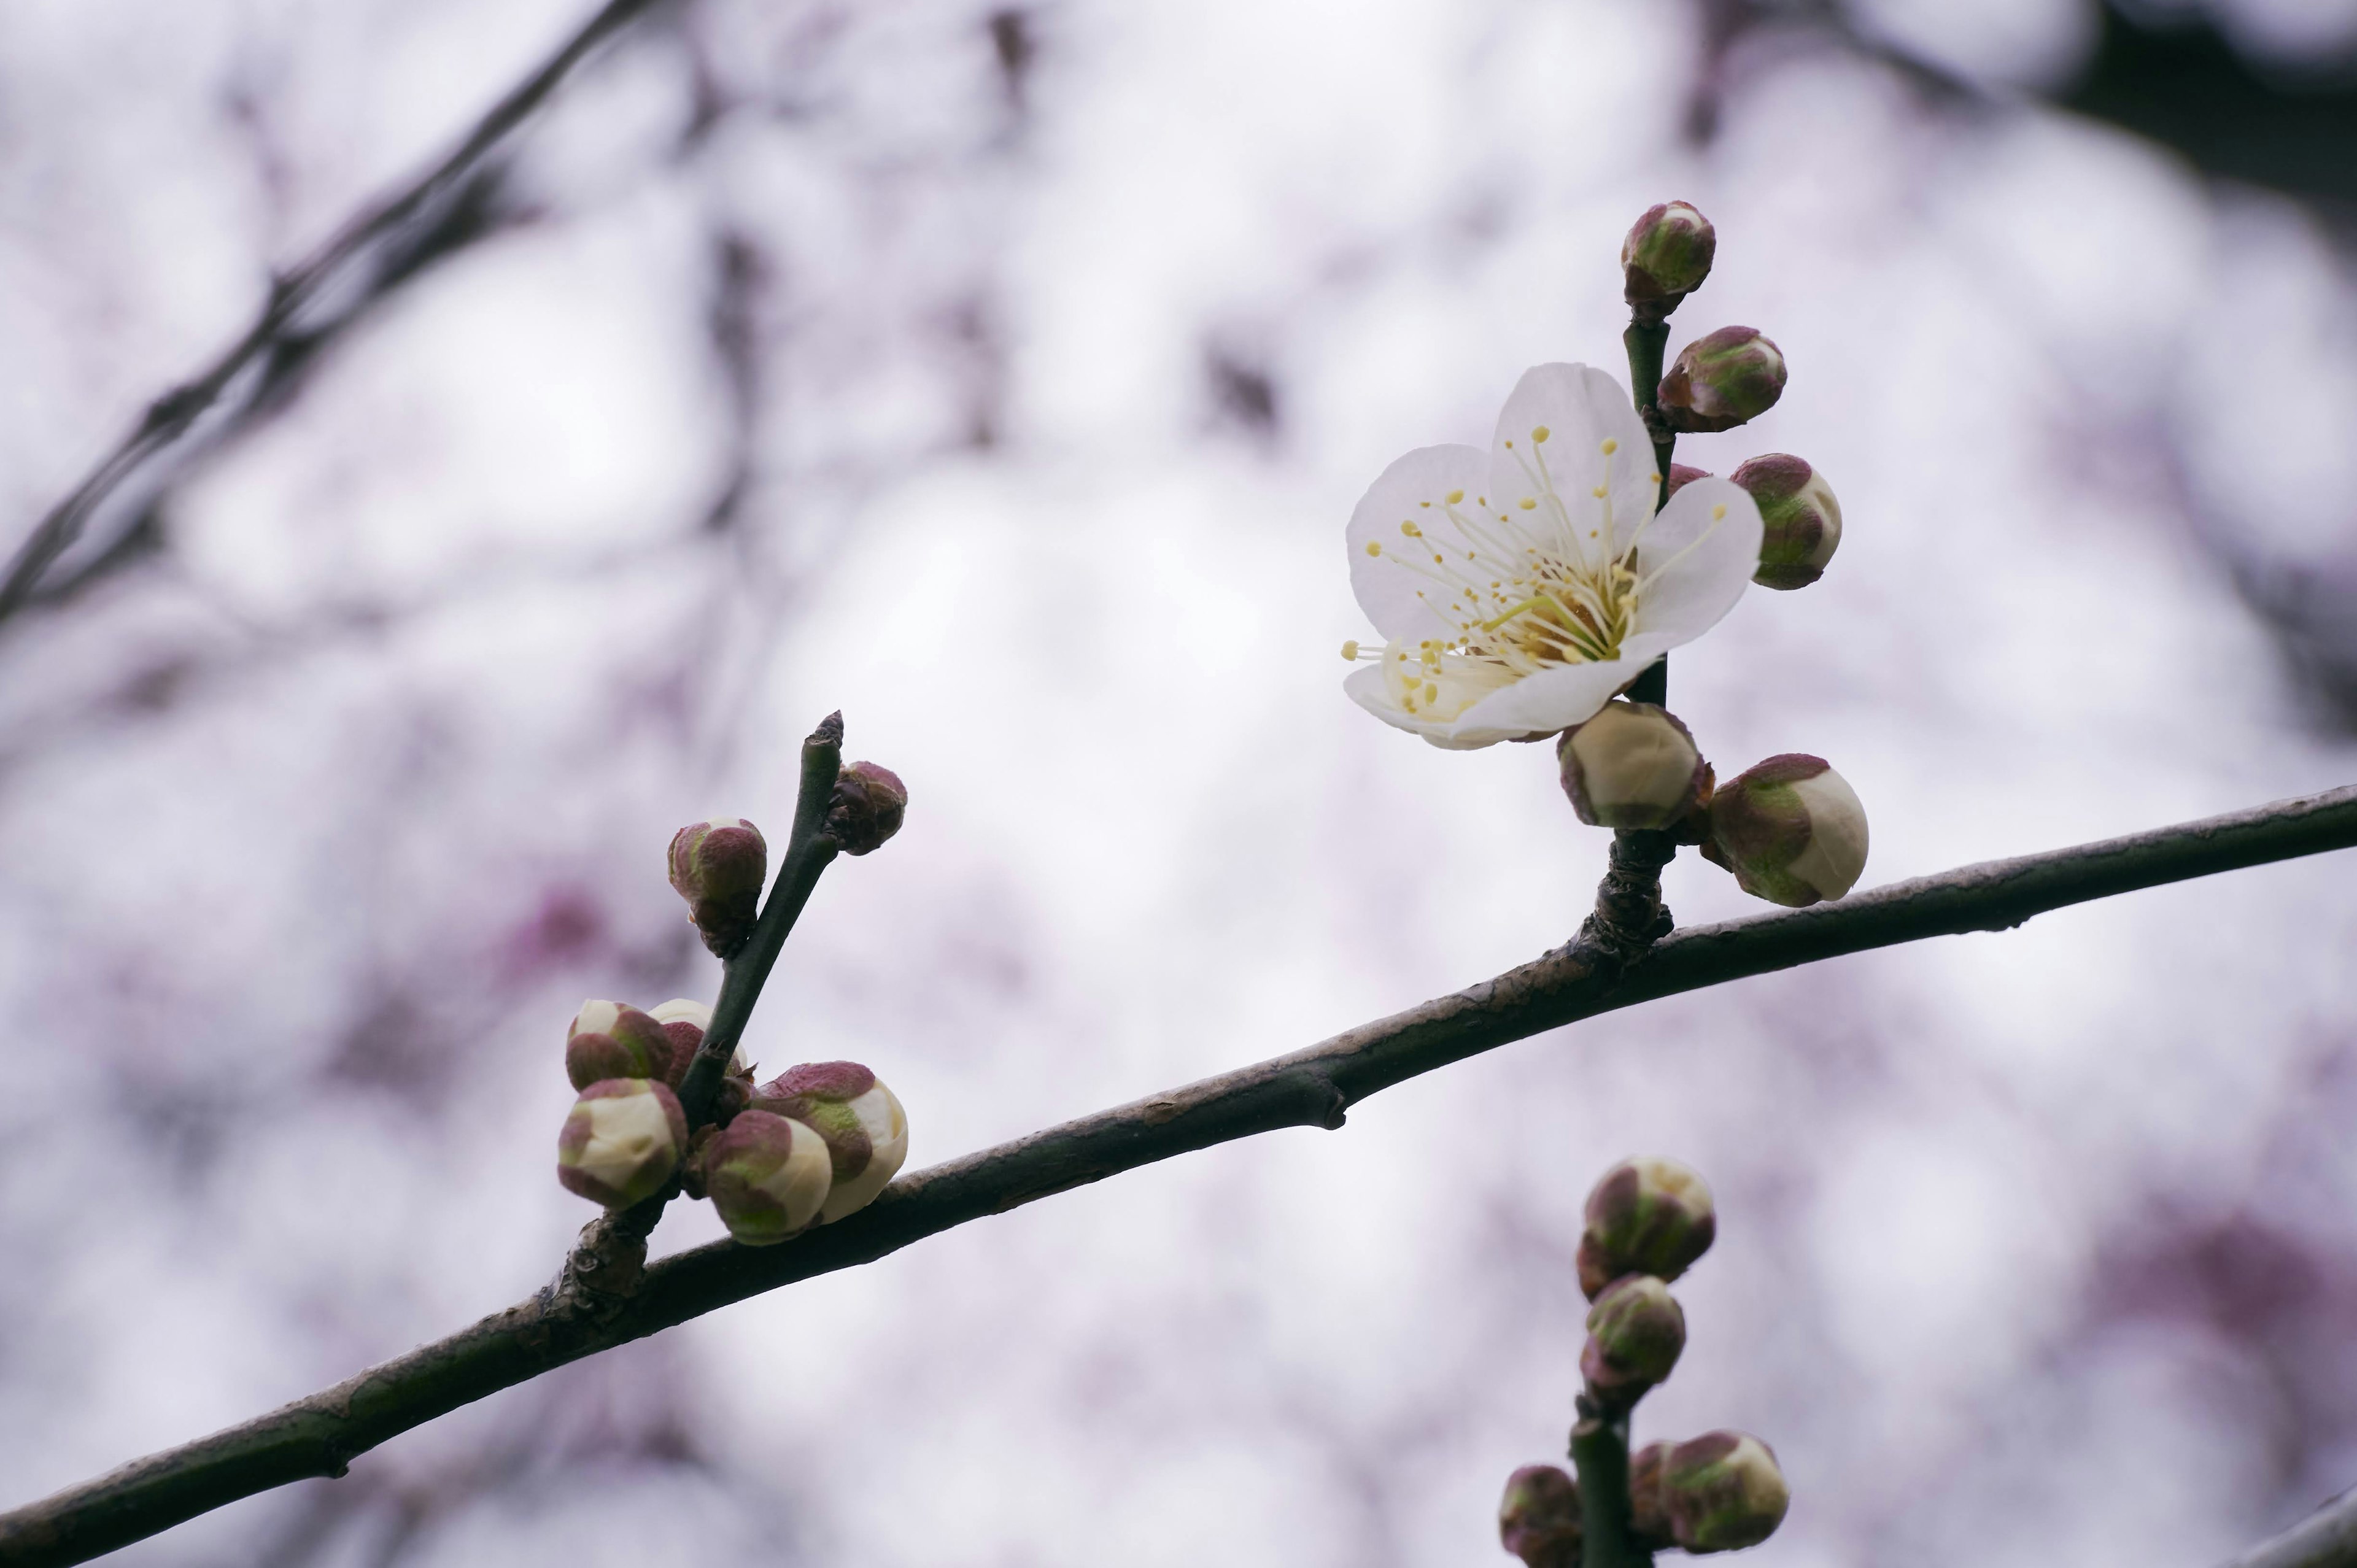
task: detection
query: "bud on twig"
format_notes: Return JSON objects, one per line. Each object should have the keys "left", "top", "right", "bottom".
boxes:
{"left": 1658, "top": 327, "right": 1786, "bottom": 433}
{"left": 565, "top": 1000, "right": 674, "bottom": 1091}
{"left": 1581, "top": 1275, "right": 1687, "bottom": 1403}
{"left": 1663, "top": 1431, "right": 1790, "bottom": 1554}
{"left": 826, "top": 762, "right": 907, "bottom": 855}
{"left": 749, "top": 1062, "right": 910, "bottom": 1221}
{"left": 1558, "top": 701, "right": 1711, "bottom": 832}
{"left": 1498, "top": 1464, "right": 1582, "bottom": 1568}
{"left": 1579, "top": 1156, "right": 1716, "bottom": 1299}
{"left": 1664, "top": 462, "right": 1712, "bottom": 501}
{"left": 668, "top": 817, "right": 768, "bottom": 957}
{"left": 557, "top": 1078, "right": 688, "bottom": 1209}
{"left": 1731, "top": 454, "right": 1842, "bottom": 590}
{"left": 701, "top": 1109, "right": 834, "bottom": 1243}
{"left": 1701, "top": 754, "right": 1869, "bottom": 907}
{"left": 648, "top": 997, "right": 749, "bottom": 1087}
{"left": 1622, "top": 201, "right": 1716, "bottom": 320}
{"left": 1628, "top": 1441, "right": 1676, "bottom": 1551}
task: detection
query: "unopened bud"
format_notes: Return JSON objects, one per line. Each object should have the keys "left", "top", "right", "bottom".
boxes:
{"left": 1581, "top": 1275, "right": 1686, "bottom": 1401}
{"left": 1664, "top": 1432, "right": 1790, "bottom": 1554}
{"left": 1658, "top": 327, "right": 1786, "bottom": 433}
{"left": 557, "top": 1078, "right": 687, "bottom": 1208}
{"left": 565, "top": 1000, "right": 674, "bottom": 1091}
{"left": 1628, "top": 1441, "right": 1675, "bottom": 1551}
{"left": 667, "top": 817, "right": 768, "bottom": 957}
{"left": 826, "top": 762, "right": 907, "bottom": 855}
{"left": 1498, "top": 1464, "right": 1582, "bottom": 1568}
{"left": 648, "top": 997, "right": 749, "bottom": 1087}
{"left": 1663, "top": 462, "right": 1711, "bottom": 500}
{"left": 1579, "top": 1156, "right": 1716, "bottom": 1299}
{"left": 1622, "top": 201, "right": 1716, "bottom": 317}
{"left": 701, "top": 1109, "right": 834, "bottom": 1243}
{"left": 1558, "top": 701, "right": 1709, "bottom": 831}
{"left": 749, "top": 1062, "right": 910, "bottom": 1221}
{"left": 1732, "top": 454, "right": 1841, "bottom": 590}
{"left": 1702, "top": 754, "right": 1868, "bottom": 907}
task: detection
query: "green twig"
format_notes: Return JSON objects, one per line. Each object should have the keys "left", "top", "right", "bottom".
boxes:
{"left": 5, "top": 783, "right": 2355, "bottom": 1565}
{"left": 1571, "top": 1400, "right": 1652, "bottom": 1568}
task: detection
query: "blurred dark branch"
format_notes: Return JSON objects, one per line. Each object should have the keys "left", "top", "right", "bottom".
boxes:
{"left": 0, "top": 0, "right": 671, "bottom": 630}
{"left": 4, "top": 782, "right": 2356, "bottom": 1566}
{"left": 2221, "top": 1486, "right": 2357, "bottom": 1568}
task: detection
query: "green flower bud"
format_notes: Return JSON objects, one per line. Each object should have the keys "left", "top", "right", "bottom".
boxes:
{"left": 1731, "top": 454, "right": 1842, "bottom": 590}
{"left": 1578, "top": 1156, "right": 1716, "bottom": 1299}
{"left": 667, "top": 817, "right": 768, "bottom": 958}
{"left": 564, "top": 1000, "right": 674, "bottom": 1091}
{"left": 1701, "top": 754, "right": 1868, "bottom": 907}
{"left": 1664, "top": 1431, "right": 1790, "bottom": 1554}
{"left": 1627, "top": 1441, "right": 1675, "bottom": 1551}
{"left": 1581, "top": 1275, "right": 1687, "bottom": 1402}
{"left": 748, "top": 1061, "right": 910, "bottom": 1221}
{"left": 557, "top": 1078, "right": 687, "bottom": 1208}
{"left": 1498, "top": 1464, "right": 1582, "bottom": 1568}
{"left": 826, "top": 762, "right": 907, "bottom": 856}
{"left": 702, "top": 1109, "right": 834, "bottom": 1243}
{"left": 1557, "top": 701, "right": 1710, "bottom": 832}
{"left": 1621, "top": 201, "right": 1716, "bottom": 318}
{"left": 1658, "top": 326, "right": 1786, "bottom": 433}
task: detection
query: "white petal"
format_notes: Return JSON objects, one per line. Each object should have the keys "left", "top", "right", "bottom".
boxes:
{"left": 1445, "top": 633, "right": 1677, "bottom": 739}
{"left": 1344, "top": 661, "right": 1481, "bottom": 746}
{"left": 1630, "top": 475, "right": 1762, "bottom": 645}
{"left": 1485, "top": 364, "right": 1658, "bottom": 563}
{"left": 1345, "top": 444, "right": 1493, "bottom": 643}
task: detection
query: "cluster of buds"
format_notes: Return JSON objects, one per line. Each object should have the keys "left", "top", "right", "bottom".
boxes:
{"left": 1496, "top": 1157, "right": 1790, "bottom": 1561}
{"left": 1555, "top": 705, "right": 1869, "bottom": 906}
{"left": 558, "top": 799, "right": 913, "bottom": 1236}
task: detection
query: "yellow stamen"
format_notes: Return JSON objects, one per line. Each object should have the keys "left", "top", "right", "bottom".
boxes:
{"left": 1340, "top": 640, "right": 1359, "bottom": 660}
{"left": 1601, "top": 438, "right": 1618, "bottom": 454}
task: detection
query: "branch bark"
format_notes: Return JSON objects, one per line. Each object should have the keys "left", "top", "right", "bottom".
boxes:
{"left": 2220, "top": 1488, "right": 2357, "bottom": 1568}
{"left": 4, "top": 782, "right": 2355, "bottom": 1566}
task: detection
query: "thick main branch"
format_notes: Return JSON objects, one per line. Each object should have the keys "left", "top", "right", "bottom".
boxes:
{"left": 4, "top": 783, "right": 2355, "bottom": 1566}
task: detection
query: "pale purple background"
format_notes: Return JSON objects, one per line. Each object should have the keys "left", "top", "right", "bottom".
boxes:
{"left": 3, "top": 2, "right": 2357, "bottom": 1565}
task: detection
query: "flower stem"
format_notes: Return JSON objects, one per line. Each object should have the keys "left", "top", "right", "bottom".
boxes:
{"left": 1572, "top": 1399, "right": 1654, "bottom": 1568}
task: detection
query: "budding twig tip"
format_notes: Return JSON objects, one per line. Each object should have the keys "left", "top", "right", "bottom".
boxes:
{"left": 811, "top": 711, "right": 845, "bottom": 747}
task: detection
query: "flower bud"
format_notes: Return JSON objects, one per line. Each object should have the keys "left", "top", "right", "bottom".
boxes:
{"left": 1663, "top": 462, "right": 1711, "bottom": 500}
{"left": 1731, "top": 454, "right": 1841, "bottom": 590}
{"left": 1701, "top": 754, "right": 1868, "bottom": 907}
{"left": 1581, "top": 1275, "right": 1687, "bottom": 1400}
{"left": 1578, "top": 1156, "right": 1716, "bottom": 1299}
{"left": 1664, "top": 1432, "right": 1790, "bottom": 1554}
{"left": 1627, "top": 1442, "right": 1675, "bottom": 1551}
{"left": 557, "top": 1078, "right": 687, "bottom": 1208}
{"left": 648, "top": 997, "right": 750, "bottom": 1089}
{"left": 1657, "top": 326, "right": 1786, "bottom": 433}
{"left": 1622, "top": 201, "right": 1716, "bottom": 317}
{"left": 1498, "top": 1464, "right": 1582, "bottom": 1568}
{"left": 667, "top": 817, "right": 768, "bottom": 957}
{"left": 565, "top": 1000, "right": 674, "bottom": 1091}
{"left": 749, "top": 1062, "right": 910, "bottom": 1221}
{"left": 826, "top": 762, "right": 907, "bottom": 856}
{"left": 701, "top": 1110, "right": 834, "bottom": 1243}
{"left": 1557, "top": 701, "right": 1709, "bottom": 831}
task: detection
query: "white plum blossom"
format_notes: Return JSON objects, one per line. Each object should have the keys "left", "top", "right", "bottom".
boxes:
{"left": 1342, "top": 364, "right": 1764, "bottom": 748}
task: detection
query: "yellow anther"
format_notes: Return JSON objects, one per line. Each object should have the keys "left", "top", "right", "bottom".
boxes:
{"left": 1446, "top": 489, "right": 1464, "bottom": 504}
{"left": 1431, "top": 553, "right": 1444, "bottom": 563}
{"left": 1366, "top": 541, "right": 1381, "bottom": 557}
{"left": 1418, "top": 500, "right": 1431, "bottom": 508}
{"left": 1512, "top": 498, "right": 1533, "bottom": 511}
{"left": 1341, "top": 640, "right": 1359, "bottom": 660}
{"left": 1649, "top": 473, "right": 1662, "bottom": 485}
{"left": 1400, "top": 520, "right": 1422, "bottom": 537}
{"left": 1534, "top": 425, "right": 1550, "bottom": 442}
{"left": 1712, "top": 503, "right": 1727, "bottom": 520}
{"left": 1601, "top": 438, "right": 1618, "bottom": 455}
{"left": 1423, "top": 682, "right": 1439, "bottom": 703}
{"left": 1592, "top": 485, "right": 1608, "bottom": 498}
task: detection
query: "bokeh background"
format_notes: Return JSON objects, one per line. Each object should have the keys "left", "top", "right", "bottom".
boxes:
{"left": 4, "top": 1, "right": 2357, "bottom": 1563}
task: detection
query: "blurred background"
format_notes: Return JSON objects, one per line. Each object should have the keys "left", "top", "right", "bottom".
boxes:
{"left": 2, "top": 0, "right": 2356, "bottom": 1563}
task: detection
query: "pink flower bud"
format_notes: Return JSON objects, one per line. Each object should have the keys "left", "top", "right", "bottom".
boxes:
{"left": 1658, "top": 326, "right": 1786, "bottom": 433}
{"left": 748, "top": 1061, "right": 910, "bottom": 1222}
{"left": 1702, "top": 754, "right": 1869, "bottom": 907}
{"left": 1581, "top": 1275, "right": 1686, "bottom": 1402}
{"left": 1498, "top": 1464, "right": 1582, "bottom": 1568}
{"left": 557, "top": 1078, "right": 687, "bottom": 1208}
{"left": 702, "top": 1108, "right": 834, "bottom": 1243}
{"left": 1557, "top": 701, "right": 1710, "bottom": 831}
{"left": 827, "top": 762, "right": 907, "bottom": 856}
{"left": 1622, "top": 201, "right": 1716, "bottom": 317}
{"left": 1731, "top": 454, "right": 1842, "bottom": 590}
{"left": 564, "top": 1000, "right": 675, "bottom": 1091}
{"left": 1628, "top": 1441, "right": 1675, "bottom": 1551}
{"left": 1663, "top": 1431, "right": 1789, "bottom": 1553}
{"left": 667, "top": 817, "right": 768, "bottom": 957}
{"left": 1663, "top": 462, "right": 1712, "bottom": 500}
{"left": 1578, "top": 1156, "right": 1716, "bottom": 1299}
